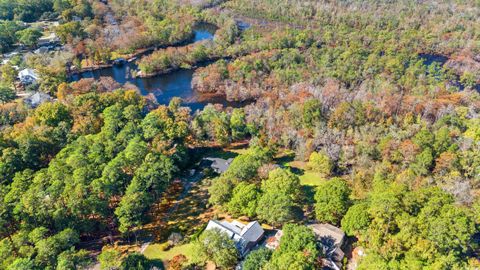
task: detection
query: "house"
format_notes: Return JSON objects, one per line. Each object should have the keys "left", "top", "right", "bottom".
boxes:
{"left": 18, "top": 69, "right": 39, "bottom": 85}
{"left": 24, "top": 92, "right": 52, "bottom": 108}
{"left": 203, "top": 157, "right": 233, "bottom": 174}
{"left": 34, "top": 46, "right": 50, "bottom": 54}
{"left": 38, "top": 33, "right": 60, "bottom": 47}
{"left": 309, "top": 223, "right": 346, "bottom": 270}
{"left": 205, "top": 220, "right": 264, "bottom": 256}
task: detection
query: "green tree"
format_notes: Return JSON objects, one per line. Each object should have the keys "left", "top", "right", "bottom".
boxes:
{"left": 115, "top": 190, "right": 152, "bottom": 234}
{"left": 460, "top": 71, "right": 477, "bottom": 89}
{"left": 1, "top": 64, "right": 19, "bottom": 87}
{"left": 243, "top": 248, "right": 272, "bottom": 270}
{"left": 6, "top": 258, "right": 36, "bottom": 270}
{"left": 410, "top": 147, "right": 433, "bottom": 175}
{"left": 257, "top": 192, "right": 295, "bottom": 226}
{"left": 35, "top": 229, "right": 80, "bottom": 268}
{"left": 208, "top": 176, "right": 237, "bottom": 206}
{"left": 413, "top": 128, "right": 434, "bottom": 150}
{"left": 134, "top": 153, "right": 176, "bottom": 197}
{"left": 56, "top": 249, "right": 91, "bottom": 270}
{"left": 314, "top": 178, "right": 351, "bottom": 225}
{"left": 307, "top": 151, "right": 332, "bottom": 176}
{"left": 302, "top": 99, "right": 323, "bottom": 128}
{"left": 268, "top": 224, "right": 318, "bottom": 269}
{"left": 227, "top": 182, "right": 259, "bottom": 217}
{"left": 0, "top": 86, "right": 16, "bottom": 104}
{"left": 230, "top": 108, "right": 247, "bottom": 140}
{"left": 261, "top": 168, "right": 302, "bottom": 202}
{"left": 98, "top": 248, "right": 121, "bottom": 270}
{"left": 0, "top": 21, "right": 21, "bottom": 53}
{"left": 341, "top": 202, "right": 371, "bottom": 237}
{"left": 222, "top": 146, "right": 272, "bottom": 180}
{"left": 55, "top": 21, "right": 84, "bottom": 43}
{"left": 16, "top": 28, "right": 42, "bottom": 48}
{"left": 33, "top": 102, "right": 72, "bottom": 127}
{"left": 120, "top": 253, "right": 151, "bottom": 270}
{"left": 193, "top": 229, "right": 238, "bottom": 269}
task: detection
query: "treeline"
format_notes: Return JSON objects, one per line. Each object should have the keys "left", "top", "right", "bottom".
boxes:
{"left": 225, "top": 0, "right": 480, "bottom": 55}
{"left": 1, "top": 0, "right": 92, "bottom": 22}
{"left": 0, "top": 90, "right": 192, "bottom": 269}
{"left": 60, "top": 0, "right": 235, "bottom": 67}
{"left": 192, "top": 25, "right": 473, "bottom": 103}
{"left": 137, "top": 15, "right": 239, "bottom": 76}
{"left": 203, "top": 95, "right": 480, "bottom": 268}
{"left": 0, "top": 0, "right": 54, "bottom": 22}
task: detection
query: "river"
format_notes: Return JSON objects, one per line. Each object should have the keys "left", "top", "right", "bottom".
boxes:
{"left": 70, "top": 23, "right": 223, "bottom": 111}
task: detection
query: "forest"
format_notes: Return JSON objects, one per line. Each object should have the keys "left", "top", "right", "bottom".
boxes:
{"left": 0, "top": 0, "right": 479, "bottom": 269}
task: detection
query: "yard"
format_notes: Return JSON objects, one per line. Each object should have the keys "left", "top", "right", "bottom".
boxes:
{"left": 141, "top": 173, "right": 214, "bottom": 266}
{"left": 143, "top": 242, "right": 196, "bottom": 263}
{"left": 289, "top": 159, "right": 325, "bottom": 181}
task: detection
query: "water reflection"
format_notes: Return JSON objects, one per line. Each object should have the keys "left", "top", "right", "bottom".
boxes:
{"left": 71, "top": 23, "right": 219, "bottom": 110}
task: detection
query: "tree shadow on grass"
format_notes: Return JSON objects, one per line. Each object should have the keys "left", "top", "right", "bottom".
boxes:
{"left": 302, "top": 185, "right": 316, "bottom": 205}
{"left": 275, "top": 154, "right": 295, "bottom": 165}
{"left": 292, "top": 205, "right": 305, "bottom": 221}
{"left": 149, "top": 259, "right": 165, "bottom": 270}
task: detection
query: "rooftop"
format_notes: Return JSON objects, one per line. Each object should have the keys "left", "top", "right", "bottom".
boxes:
{"left": 203, "top": 157, "right": 233, "bottom": 173}
{"left": 206, "top": 220, "right": 264, "bottom": 255}
{"left": 309, "top": 223, "right": 345, "bottom": 247}
{"left": 24, "top": 92, "right": 52, "bottom": 108}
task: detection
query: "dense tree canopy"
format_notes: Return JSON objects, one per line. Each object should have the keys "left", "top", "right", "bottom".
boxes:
{"left": 0, "top": 91, "right": 190, "bottom": 269}
{"left": 0, "top": 0, "right": 480, "bottom": 269}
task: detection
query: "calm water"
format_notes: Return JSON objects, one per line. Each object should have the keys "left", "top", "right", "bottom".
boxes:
{"left": 71, "top": 23, "right": 220, "bottom": 111}
{"left": 419, "top": 53, "right": 449, "bottom": 66}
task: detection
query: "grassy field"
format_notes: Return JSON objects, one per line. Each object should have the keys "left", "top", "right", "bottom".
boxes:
{"left": 144, "top": 242, "right": 195, "bottom": 263}
{"left": 284, "top": 160, "right": 326, "bottom": 187}
{"left": 298, "top": 171, "right": 326, "bottom": 186}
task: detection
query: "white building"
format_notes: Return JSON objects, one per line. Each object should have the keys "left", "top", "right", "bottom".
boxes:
{"left": 24, "top": 92, "right": 52, "bottom": 108}
{"left": 206, "top": 220, "right": 264, "bottom": 256}
{"left": 18, "top": 69, "right": 39, "bottom": 85}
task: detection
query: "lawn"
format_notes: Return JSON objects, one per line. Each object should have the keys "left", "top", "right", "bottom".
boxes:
{"left": 144, "top": 242, "right": 195, "bottom": 263}
{"left": 284, "top": 160, "right": 326, "bottom": 187}
{"left": 298, "top": 171, "right": 326, "bottom": 186}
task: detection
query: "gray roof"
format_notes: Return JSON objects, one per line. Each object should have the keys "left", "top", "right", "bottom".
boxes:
{"left": 240, "top": 221, "right": 264, "bottom": 243}
{"left": 309, "top": 223, "right": 345, "bottom": 247}
{"left": 35, "top": 47, "right": 50, "bottom": 54}
{"left": 18, "top": 69, "right": 39, "bottom": 81}
{"left": 206, "top": 220, "right": 264, "bottom": 255}
{"left": 24, "top": 92, "right": 52, "bottom": 108}
{"left": 204, "top": 157, "right": 233, "bottom": 173}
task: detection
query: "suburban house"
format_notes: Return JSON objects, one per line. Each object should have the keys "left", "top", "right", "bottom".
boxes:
{"left": 38, "top": 32, "right": 60, "bottom": 47}
{"left": 205, "top": 220, "right": 264, "bottom": 256}
{"left": 18, "top": 69, "right": 39, "bottom": 85}
{"left": 203, "top": 157, "right": 233, "bottom": 174}
{"left": 34, "top": 47, "right": 50, "bottom": 54}
{"left": 309, "top": 223, "right": 346, "bottom": 270}
{"left": 24, "top": 92, "right": 52, "bottom": 108}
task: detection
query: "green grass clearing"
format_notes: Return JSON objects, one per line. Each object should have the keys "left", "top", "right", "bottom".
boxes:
{"left": 283, "top": 159, "right": 326, "bottom": 187}
{"left": 298, "top": 171, "right": 326, "bottom": 186}
{"left": 144, "top": 242, "right": 195, "bottom": 263}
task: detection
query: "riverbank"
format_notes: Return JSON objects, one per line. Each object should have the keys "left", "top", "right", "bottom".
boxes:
{"left": 69, "top": 22, "right": 218, "bottom": 75}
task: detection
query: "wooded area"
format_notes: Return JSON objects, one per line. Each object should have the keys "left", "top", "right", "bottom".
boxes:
{"left": 0, "top": 0, "right": 479, "bottom": 269}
